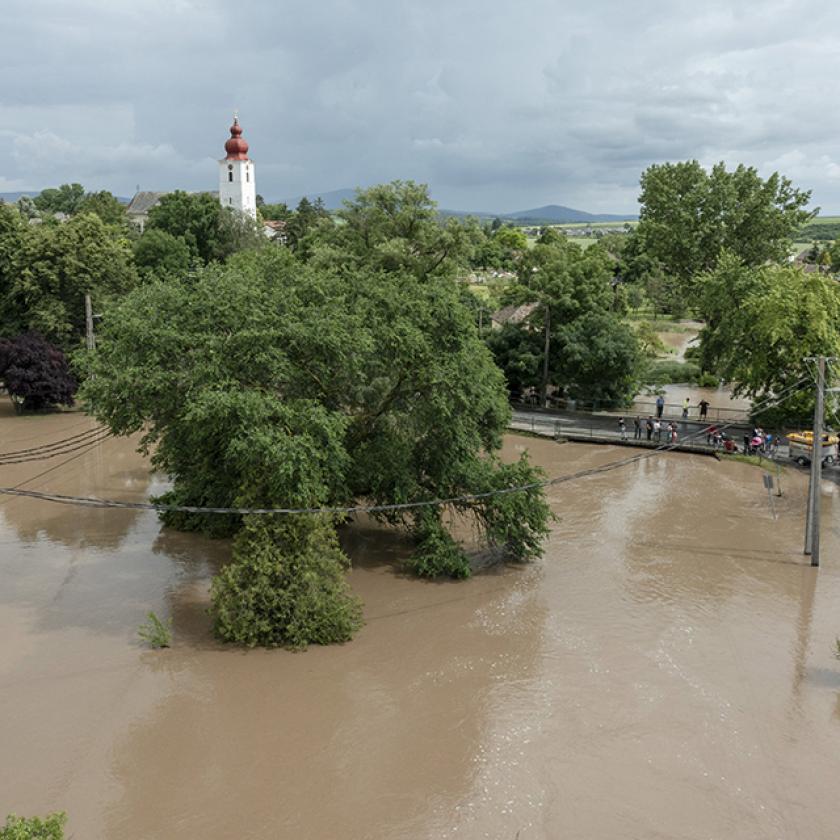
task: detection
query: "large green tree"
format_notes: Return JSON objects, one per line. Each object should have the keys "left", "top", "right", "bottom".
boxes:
{"left": 310, "top": 181, "right": 472, "bottom": 280}
{"left": 628, "top": 160, "right": 814, "bottom": 308}
{"left": 79, "top": 244, "right": 550, "bottom": 643}
{"left": 34, "top": 183, "right": 86, "bottom": 215}
{"left": 698, "top": 253, "right": 840, "bottom": 423}
{"left": 490, "top": 236, "right": 642, "bottom": 404}
{"left": 146, "top": 191, "right": 263, "bottom": 264}
{"left": 1, "top": 212, "right": 137, "bottom": 346}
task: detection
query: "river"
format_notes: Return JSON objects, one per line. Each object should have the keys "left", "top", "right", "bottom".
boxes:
{"left": 2, "top": 407, "right": 840, "bottom": 838}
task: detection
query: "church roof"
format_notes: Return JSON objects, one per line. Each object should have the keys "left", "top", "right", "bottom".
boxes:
{"left": 224, "top": 116, "right": 250, "bottom": 161}
{"left": 126, "top": 191, "right": 167, "bottom": 216}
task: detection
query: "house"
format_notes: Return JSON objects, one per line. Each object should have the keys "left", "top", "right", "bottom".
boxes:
{"left": 125, "top": 191, "right": 168, "bottom": 232}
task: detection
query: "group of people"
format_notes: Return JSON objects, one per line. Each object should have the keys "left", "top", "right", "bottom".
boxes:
{"left": 618, "top": 415, "right": 679, "bottom": 443}
{"left": 655, "top": 394, "right": 710, "bottom": 420}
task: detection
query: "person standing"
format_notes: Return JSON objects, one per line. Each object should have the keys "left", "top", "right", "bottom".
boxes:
{"left": 646, "top": 416, "right": 654, "bottom": 441}
{"left": 682, "top": 397, "right": 690, "bottom": 419}
{"left": 706, "top": 424, "right": 717, "bottom": 445}
{"left": 670, "top": 422, "right": 678, "bottom": 444}
{"left": 698, "top": 399, "right": 709, "bottom": 420}
{"left": 634, "top": 416, "right": 642, "bottom": 440}
{"left": 656, "top": 394, "right": 664, "bottom": 419}
{"left": 653, "top": 418, "right": 661, "bottom": 442}
{"left": 618, "top": 417, "right": 627, "bottom": 440}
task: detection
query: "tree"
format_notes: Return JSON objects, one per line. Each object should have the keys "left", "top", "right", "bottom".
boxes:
{"left": 76, "top": 191, "right": 126, "bottom": 226}
{"left": 146, "top": 191, "right": 262, "bottom": 264}
{"left": 2, "top": 213, "right": 138, "bottom": 346}
{"left": 310, "top": 181, "right": 471, "bottom": 280}
{"left": 34, "top": 183, "right": 86, "bottom": 215}
{"left": 0, "top": 332, "right": 77, "bottom": 411}
{"left": 78, "top": 244, "right": 550, "bottom": 638}
{"left": 491, "top": 236, "right": 642, "bottom": 404}
{"left": 210, "top": 515, "right": 363, "bottom": 648}
{"left": 631, "top": 160, "right": 814, "bottom": 308}
{"left": 133, "top": 229, "right": 192, "bottom": 279}
{"left": 15, "top": 196, "right": 40, "bottom": 221}
{"left": 698, "top": 253, "right": 840, "bottom": 423}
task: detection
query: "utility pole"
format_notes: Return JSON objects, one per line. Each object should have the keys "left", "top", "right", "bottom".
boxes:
{"left": 804, "top": 356, "right": 825, "bottom": 565}
{"left": 541, "top": 303, "right": 551, "bottom": 408}
{"left": 85, "top": 293, "right": 96, "bottom": 352}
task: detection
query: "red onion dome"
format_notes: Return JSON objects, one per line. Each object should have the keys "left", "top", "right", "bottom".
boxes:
{"left": 224, "top": 116, "right": 249, "bottom": 160}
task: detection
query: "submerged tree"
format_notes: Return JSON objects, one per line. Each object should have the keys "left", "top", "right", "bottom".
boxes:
{"left": 79, "top": 238, "right": 551, "bottom": 646}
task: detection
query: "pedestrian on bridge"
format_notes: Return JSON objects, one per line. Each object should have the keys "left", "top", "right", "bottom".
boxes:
{"left": 699, "top": 399, "right": 709, "bottom": 420}
{"left": 682, "top": 397, "right": 690, "bottom": 418}
{"left": 618, "top": 417, "right": 627, "bottom": 440}
{"left": 634, "top": 416, "right": 642, "bottom": 440}
{"left": 646, "top": 417, "right": 654, "bottom": 441}
{"left": 656, "top": 394, "right": 665, "bottom": 418}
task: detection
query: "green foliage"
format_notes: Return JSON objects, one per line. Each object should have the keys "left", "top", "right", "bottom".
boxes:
{"left": 797, "top": 222, "right": 840, "bottom": 242}
{"left": 76, "top": 191, "right": 126, "bottom": 226}
{"left": 137, "top": 611, "right": 172, "bottom": 648}
{"left": 310, "top": 181, "right": 471, "bottom": 280}
{"left": 34, "top": 183, "right": 86, "bottom": 215}
{"left": 1, "top": 812, "right": 66, "bottom": 839}
{"left": 696, "top": 371, "right": 720, "bottom": 388}
{"left": 630, "top": 160, "right": 814, "bottom": 309}
{"left": 146, "top": 191, "right": 263, "bottom": 264}
{"left": 490, "top": 236, "right": 643, "bottom": 402}
{"left": 133, "top": 229, "right": 192, "bottom": 280}
{"left": 78, "top": 230, "right": 549, "bottom": 593}
{"left": 633, "top": 321, "right": 667, "bottom": 357}
{"left": 409, "top": 510, "right": 471, "bottom": 578}
{"left": 210, "top": 516, "right": 363, "bottom": 648}
{"left": 1, "top": 212, "right": 138, "bottom": 347}
{"left": 698, "top": 255, "right": 840, "bottom": 422}
{"left": 644, "top": 360, "right": 700, "bottom": 385}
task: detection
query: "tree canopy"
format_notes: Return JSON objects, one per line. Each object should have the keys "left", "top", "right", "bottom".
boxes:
{"left": 0, "top": 332, "right": 77, "bottom": 411}
{"left": 627, "top": 160, "right": 814, "bottom": 308}
{"left": 488, "top": 236, "right": 642, "bottom": 403}
{"left": 1, "top": 211, "right": 137, "bottom": 346}
{"left": 698, "top": 253, "right": 840, "bottom": 423}
{"left": 79, "top": 212, "right": 551, "bottom": 643}
{"left": 146, "top": 191, "right": 263, "bottom": 264}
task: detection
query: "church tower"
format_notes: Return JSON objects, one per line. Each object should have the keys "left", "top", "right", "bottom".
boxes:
{"left": 219, "top": 115, "right": 257, "bottom": 219}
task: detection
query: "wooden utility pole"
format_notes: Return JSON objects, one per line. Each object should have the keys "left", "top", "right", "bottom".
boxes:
{"left": 804, "top": 356, "right": 825, "bottom": 565}
{"left": 541, "top": 304, "right": 550, "bottom": 408}
{"left": 85, "top": 293, "right": 96, "bottom": 352}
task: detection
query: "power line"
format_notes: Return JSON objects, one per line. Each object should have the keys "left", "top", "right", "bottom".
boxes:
{"left": 0, "top": 378, "right": 808, "bottom": 516}
{"left": 0, "top": 426, "right": 111, "bottom": 462}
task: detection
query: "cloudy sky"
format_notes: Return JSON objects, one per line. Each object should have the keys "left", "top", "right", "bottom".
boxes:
{"left": 3, "top": 0, "right": 840, "bottom": 213}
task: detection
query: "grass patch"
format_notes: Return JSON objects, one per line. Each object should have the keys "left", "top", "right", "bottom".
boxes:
{"left": 722, "top": 453, "right": 785, "bottom": 471}
{"left": 138, "top": 611, "right": 172, "bottom": 648}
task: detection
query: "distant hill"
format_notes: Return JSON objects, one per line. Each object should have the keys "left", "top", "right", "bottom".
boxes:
{"left": 505, "top": 205, "right": 635, "bottom": 223}
{"left": 0, "top": 191, "right": 39, "bottom": 203}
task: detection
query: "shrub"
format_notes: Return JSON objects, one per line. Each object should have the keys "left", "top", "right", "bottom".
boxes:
{"left": 1, "top": 812, "right": 66, "bottom": 839}
{"left": 409, "top": 509, "right": 471, "bottom": 579}
{"left": 0, "top": 333, "right": 76, "bottom": 412}
{"left": 137, "top": 611, "right": 172, "bottom": 648}
{"left": 697, "top": 371, "right": 720, "bottom": 388}
{"left": 210, "top": 515, "right": 363, "bottom": 649}
{"left": 644, "top": 360, "right": 700, "bottom": 385}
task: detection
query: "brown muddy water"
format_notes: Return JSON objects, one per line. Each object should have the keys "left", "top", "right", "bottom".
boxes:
{"left": 2, "top": 408, "right": 840, "bottom": 839}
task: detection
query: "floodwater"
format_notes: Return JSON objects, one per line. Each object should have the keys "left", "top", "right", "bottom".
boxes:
{"left": 2, "top": 408, "right": 840, "bottom": 839}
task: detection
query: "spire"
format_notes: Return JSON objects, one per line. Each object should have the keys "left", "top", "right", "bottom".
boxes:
{"left": 224, "top": 113, "right": 249, "bottom": 160}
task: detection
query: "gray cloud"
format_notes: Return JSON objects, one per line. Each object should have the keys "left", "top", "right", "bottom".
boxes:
{"left": 2, "top": 0, "right": 839, "bottom": 213}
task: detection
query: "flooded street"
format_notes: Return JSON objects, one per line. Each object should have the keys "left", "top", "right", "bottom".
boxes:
{"left": 2, "top": 408, "right": 840, "bottom": 838}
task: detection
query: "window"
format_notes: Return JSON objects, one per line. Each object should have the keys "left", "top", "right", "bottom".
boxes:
{"left": 228, "top": 171, "right": 233, "bottom": 182}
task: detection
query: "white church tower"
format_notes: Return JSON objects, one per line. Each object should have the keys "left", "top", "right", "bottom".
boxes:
{"left": 219, "top": 114, "right": 257, "bottom": 219}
